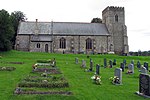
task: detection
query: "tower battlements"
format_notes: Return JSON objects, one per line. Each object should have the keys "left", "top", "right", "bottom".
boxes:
{"left": 102, "top": 6, "right": 124, "bottom": 14}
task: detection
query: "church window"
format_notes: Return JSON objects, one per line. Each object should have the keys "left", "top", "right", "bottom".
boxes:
{"left": 37, "top": 43, "right": 40, "bottom": 48}
{"left": 115, "top": 14, "right": 118, "bottom": 22}
{"left": 60, "top": 37, "right": 66, "bottom": 49}
{"left": 86, "top": 38, "right": 92, "bottom": 49}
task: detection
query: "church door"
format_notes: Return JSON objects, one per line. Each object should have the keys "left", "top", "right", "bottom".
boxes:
{"left": 45, "top": 44, "right": 48, "bottom": 52}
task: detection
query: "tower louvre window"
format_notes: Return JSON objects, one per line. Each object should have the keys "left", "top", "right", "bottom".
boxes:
{"left": 115, "top": 14, "right": 118, "bottom": 22}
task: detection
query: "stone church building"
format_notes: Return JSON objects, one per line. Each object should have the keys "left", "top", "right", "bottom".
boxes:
{"left": 15, "top": 6, "right": 129, "bottom": 54}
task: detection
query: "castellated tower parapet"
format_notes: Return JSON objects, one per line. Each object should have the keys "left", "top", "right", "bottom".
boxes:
{"left": 102, "top": 6, "right": 124, "bottom": 14}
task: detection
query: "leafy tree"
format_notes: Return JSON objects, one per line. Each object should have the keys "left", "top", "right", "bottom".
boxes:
{"left": 0, "top": 9, "right": 14, "bottom": 51}
{"left": 91, "top": 18, "right": 102, "bottom": 23}
{"left": 10, "top": 11, "right": 26, "bottom": 48}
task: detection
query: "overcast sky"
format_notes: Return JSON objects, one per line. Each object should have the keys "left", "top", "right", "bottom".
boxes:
{"left": 0, "top": 0, "right": 150, "bottom": 51}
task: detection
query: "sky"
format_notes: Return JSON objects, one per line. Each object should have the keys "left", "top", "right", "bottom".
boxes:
{"left": 0, "top": 0, "right": 150, "bottom": 52}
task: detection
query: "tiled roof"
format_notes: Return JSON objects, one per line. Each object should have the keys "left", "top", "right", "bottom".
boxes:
{"left": 18, "top": 21, "right": 109, "bottom": 36}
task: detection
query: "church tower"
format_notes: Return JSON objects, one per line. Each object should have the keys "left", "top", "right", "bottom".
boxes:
{"left": 102, "top": 6, "right": 129, "bottom": 54}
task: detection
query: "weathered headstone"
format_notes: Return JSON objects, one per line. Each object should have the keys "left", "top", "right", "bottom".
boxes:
{"left": 75, "top": 57, "right": 78, "bottom": 64}
{"left": 144, "top": 62, "right": 149, "bottom": 71}
{"left": 120, "top": 63, "right": 125, "bottom": 72}
{"left": 96, "top": 64, "right": 100, "bottom": 75}
{"left": 128, "top": 64, "right": 134, "bottom": 74}
{"left": 114, "top": 68, "right": 122, "bottom": 84}
{"left": 109, "top": 60, "right": 113, "bottom": 68}
{"left": 104, "top": 58, "right": 107, "bottom": 68}
{"left": 141, "top": 66, "right": 147, "bottom": 74}
{"left": 136, "top": 74, "right": 150, "bottom": 98}
{"left": 81, "top": 60, "right": 86, "bottom": 68}
{"left": 89, "top": 60, "right": 93, "bottom": 71}
{"left": 137, "top": 61, "right": 141, "bottom": 69}
{"left": 113, "top": 59, "right": 117, "bottom": 65}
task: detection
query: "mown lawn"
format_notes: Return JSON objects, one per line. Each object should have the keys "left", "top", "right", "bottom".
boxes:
{"left": 0, "top": 50, "right": 150, "bottom": 100}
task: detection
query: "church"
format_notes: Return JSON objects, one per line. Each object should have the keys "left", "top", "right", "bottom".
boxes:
{"left": 15, "top": 6, "right": 129, "bottom": 54}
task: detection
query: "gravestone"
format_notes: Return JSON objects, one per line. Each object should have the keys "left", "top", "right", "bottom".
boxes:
{"left": 144, "top": 62, "right": 149, "bottom": 71}
{"left": 113, "top": 59, "right": 117, "bottom": 65}
{"left": 104, "top": 58, "right": 107, "bottom": 68}
{"left": 109, "top": 60, "right": 113, "bottom": 68}
{"left": 137, "top": 61, "right": 141, "bottom": 69}
{"left": 128, "top": 64, "right": 134, "bottom": 74}
{"left": 131, "top": 60, "right": 134, "bottom": 65}
{"left": 81, "top": 60, "right": 86, "bottom": 68}
{"left": 90, "top": 58, "right": 92, "bottom": 63}
{"left": 136, "top": 74, "right": 150, "bottom": 98}
{"left": 75, "top": 57, "right": 78, "bottom": 64}
{"left": 96, "top": 64, "right": 100, "bottom": 75}
{"left": 120, "top": 63, "right": 125, "bottom": 72}
{"left": 141, "top": 66, "right": 147, "bottom": 74}
{"left": 114, "top": 68, "right": 122, "bottom": 84}
{"left": 123, "top": 59, "right": 126, "bottom": 65}
{"left": 89, "top": 60, "right": 93, "bottom": 71}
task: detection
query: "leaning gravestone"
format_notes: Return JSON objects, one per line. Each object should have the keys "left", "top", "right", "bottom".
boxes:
{"left": 109, "top": 60, "right": 113, "bottom": 68}
{"left": 128, "top": 64, "right": 134, "bottom": 74}
{"left": 114, "top": 68, "right": 122, "bottom": 84}
{"left": 136, "top": 74, "right": 150, "bottom": 98}
{"left": 141, "top": 66, "right": 147, "bottom": 74}
{"left": 96, "top": 64, "right": 100, "bottom": 75}
{"left": 144, "top": 62, "right": 149, "bottom": 71}
{"left": 120, "top": 63, "right": 125, "bottom": 72}
{"left": 75, "top": 57, "right": 78, "bottom": 64}
{"left": 137, "top": 61, "right": 141, "bottom": 69}
{"left": 104, "top": 58, "right": 107, "bottom": 68}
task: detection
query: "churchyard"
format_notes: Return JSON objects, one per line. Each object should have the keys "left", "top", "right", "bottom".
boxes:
{"left": 0, "top": 50, "right": 150, "bottom": 100}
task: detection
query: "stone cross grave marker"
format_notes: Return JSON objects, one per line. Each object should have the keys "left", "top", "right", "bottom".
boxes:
{"left": 109, "top": 60, "right": 113, "bottom": 68}
{"left": 144, "top": 62, "right": 149, "bottom": 71}
{"left": 136, "top": 74, "right": 150, "bottom": 98}
{"left": 104, "top": 58, "right": 107, "bottom": 68}
{"left": 120, "top": 63, "right": 125, "bottom": 72}
{"left": 114, "top": 68, "right": 122, "bottom": 84}
{"left": 137, "top": 61, "right": 141, "bottom": 69}
{"left": 75, "top": 57, "right": 78, "bottom": 64}
{"left": 128, "top": 64, "right": 134, "bottom": 74}
{"left": 141, "top": 66, "right": 147, "bottom": 74}
{"left": 96, "top": 64, "right": 100, "bottom": 75}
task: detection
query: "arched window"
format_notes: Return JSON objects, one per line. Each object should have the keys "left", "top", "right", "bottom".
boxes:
{"left": 86, "top": 38, "right": 92, "bottom": 49}
{"left": 37, "top": 43, "right": 40, "bottom": 48}
{"left": 115, "top": 14, "right": 118, "bottom": 22}
{"left": 60, "top": 37, "right": 66, "bottom": 49}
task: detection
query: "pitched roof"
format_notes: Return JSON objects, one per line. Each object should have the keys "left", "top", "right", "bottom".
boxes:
{"left": 18, "top": 21, "right": 110, "bottom": 36}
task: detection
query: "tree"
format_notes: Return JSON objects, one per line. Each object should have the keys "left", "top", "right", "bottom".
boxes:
{"left": 0, "top": 9, "right": 14, "bottom": 51}
{"left": 91, "top": 18, "right": 102, "bottom": 23}
{"left": 10, "top": 11, "right": 26, "bottom": 48}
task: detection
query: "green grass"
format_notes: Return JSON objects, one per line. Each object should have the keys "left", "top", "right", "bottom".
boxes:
{"left": 0, "top": 50, "right": 150, "bottom": 100}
